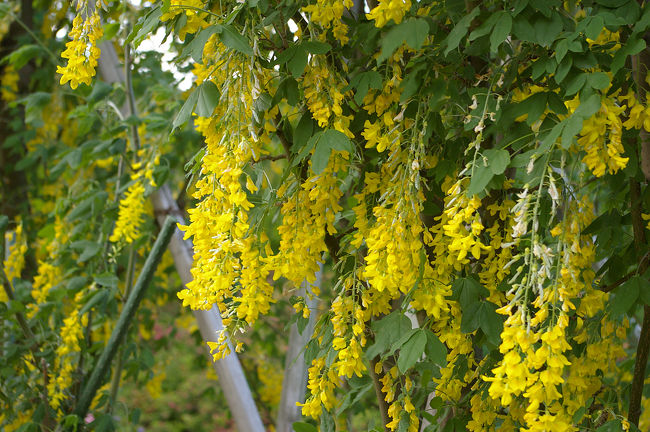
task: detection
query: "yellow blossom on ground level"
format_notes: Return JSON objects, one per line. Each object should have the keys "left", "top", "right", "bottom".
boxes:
{"left": 57, "top": 12, "right": 102, "bottom": 89}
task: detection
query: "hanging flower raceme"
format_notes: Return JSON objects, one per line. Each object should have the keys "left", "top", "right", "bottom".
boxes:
{"left": 160, "top": 0, "right": 208, "bottom": 41}
{"left": 1, "top": 65, "right": 19, "bottom": 102}
{"left": 303, "top": 0, "right": 354, "bottom": 44}
{"left": 367, "top": 0, "right": 412, "bottom": 28}
{"left": 2, "top": 220, "right": 27, "bottom": 301}
{"left": 572, "top": 95, "right": 628, "bottom": 177}
{"left": 48, "top": 291, "right": 88, "bottom": 414}
{"left": 110, "top": 180, "right": 147, "bottom": 244}
{"left": 57, "top": 10, "right": 102, "bottom": 89}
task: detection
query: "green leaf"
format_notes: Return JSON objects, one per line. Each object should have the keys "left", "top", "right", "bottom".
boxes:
{"left": 79, "top": 290, "right": 109, "bottom": 315}
{"left": 595, "top": 0, "right": 629, "bottom": 6}
{"left": 390, "top": 328, "right": 419, "bottom": 354}
{"left": 610, "top": 278, "right": 640, "bottom": 316}
{"left": 554, "top": 56, "right": 572, "bottom": 83}
{"left": 379, "top": 18, "right": 430, "bottom": 63}
{"left": 574, "top": 93, "right": 601, "bottom": 119}
{"left": 293, "top": 422, "right": 317, "bottom": 432}
{"left": 451, "top": 278, "right": 489, "bottom": 309}
{"left": 183, "top": 27, "right": 220, "bottom": 63}
{"left": 219, "top": 24, "right": 253, "bottom": 56}
{"left": 542, "top": 121, "right": 565, "bottom": 149}
{"left": 479, "top": 301, "right": 503, "bottom": 345}
{"left": 444, "top": 7, "right": 480, "bottom": 55}
{"left": 565, "top": 73, "right": 586, "bottom": 96}
{"left": 350, "top": 71, "right": 383, "bottom": 104}
{"left": 172, "top": 86, "right": 200, "bottom": 129}
{"left": 547, "top": 92, "right": 568, "bottom": 115}
{"left": 404, "top": 18, "right": 430, "bottom": 49}
{"left": 561, "top": 115, "right": 583, "bottom": 148}
{"left": 634, "top": 6, "right": 650, "bottom": 32}
{"left": 398, "top": 330, "right": 427, "bottom": 373}
{"left": 585, "top": 15, "right": 604, "bottom": 40}
{"left": 596, "top": 420, "right": 624, "bottom": 432}
{"left": 460, "top": 300, "right": 503, "bottom": 344}
{"left": 425, "top": 330, "right": 447, "bottom": 366}
{"left": 532, "top": 13, "right": 563, "bottom": 47}
{"left": 94, "top": 273, "right": 119, "bottom": 289}
{"left": 301, "top": 41, "right": 331, "bottom": 54}
{"left": 518, "top": 91, "right": 547, "bottom": 125}
{"left": 20, "top": 92, "right": 51, "bottom": 126}
{"left": 78, "top": 242, "right": 100, "bottom": 263}
{"left": 587, "top": 72, "right": 610, "bottom": 90}
{"left": 555, "top": 39, "right": 568, "bottom": 63}
{"left": 485, "top": 149, "right": 510, "bottom": 175}
{"left": 467, "top": 164, "right": 494, "bottom": 196}
{"left": 4, "top": 44, "right": 40, "bottom": 69}
{"left": 468, "top": 12, "right": 500, "bottom": 41}
{"left": 293, "top": 113, "right": 315, "bottom": 153}
{"left": 310, "top": 129, "right": 353, "bottom": 174}
{"left": 634, "top": 276, "right": 650, "bottom": 305}
{"left": 460, "top": 301, "right": 481, "bottom": 333}
{"left": 126, "top": 6, "right": 162, "bottom": 49}
{"left": 320, "top": 410, "right": 335, "bottom": 432}
{"left": 368, "top": 312, "right": 413, "bottom": 359}
{"left": 611, "top": 37, "right": 646, "bottom": 74}
{"left": 288, "top": 47, "right": 308, "bottom": 78}
{"left": 490, "top": 13, "right": 512, "bottom": 53}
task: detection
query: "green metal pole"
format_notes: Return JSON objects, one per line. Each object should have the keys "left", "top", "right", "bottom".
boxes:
{"left": 74, "top": 216, "right": 176, "bottom": 421}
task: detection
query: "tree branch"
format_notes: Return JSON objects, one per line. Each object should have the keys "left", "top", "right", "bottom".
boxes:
{"left": 628, "top": 179, "right": 650, "bottom": 426}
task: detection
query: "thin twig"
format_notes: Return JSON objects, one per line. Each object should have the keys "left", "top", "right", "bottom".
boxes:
{"left": 252, "top": 154, "right": 287, "bottom": 163}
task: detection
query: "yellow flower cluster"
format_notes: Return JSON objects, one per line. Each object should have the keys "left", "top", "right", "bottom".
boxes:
{"left": 57, "top": 12, "right": 102, "bottom": 89}
{"left": 298, "top": 357, "right": 339, "bottom": 419}
{"left": 1, "top": 65, "right": 19, "bottom": 102}
{"left": 363, "top": 196, "right": 425, "bottom": 295}
{"left": 178, "top": 41, "right": 276, "bottom": 341}
{"left": 331, "top": 290, "right": 366, "bottom": 378}
{"left": 303, "top": 0, "right": 353, "bottom": 44}
{"left": 377, "top": 362, "right": 419, "bottom": 431}
{"left": 3, "top": 221, "right": 27, "bottom": 289}
{"left": 302, "top": 61, "right": 353, "bottom": 136}
{"left": 48, "top": 291, "right": 87, "bottom": 413}
{"left": 367, "top": 0, "right": 412, "bottom": 27}
{"left": 29, "top": 217, "right": 66, "bottom": 317}
{"left": 274, "top": 151, "right": 347, "bottom": 288}
{"left": 29, "top": 261, "right": 61, "bottom": 314}
{"left": 256, "top": 361, "right": 284, "bottom": 408}
{"left": 160, "top": 0, "right": 208, "bottom": 41}
{"left": 571, "top": 96, "right": 628, "bottom": 177}
{"left": 110, "top": 180, "right": 147, "bottom": 244}
{"left": 145, "top": 371, "right": 167, "bottom": 399}
{"left": 479, "top": 196, "right": 615, "bottom": 430}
